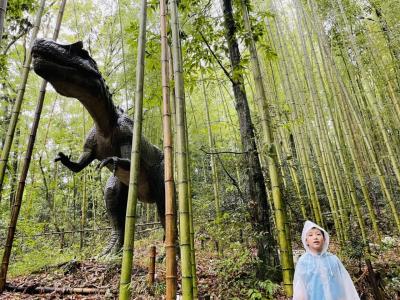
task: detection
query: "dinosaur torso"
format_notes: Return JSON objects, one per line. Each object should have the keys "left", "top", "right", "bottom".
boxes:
{"left": 85, "top": 114, "right": 133, "bottom": 160}
{"left": 84, "top": 114, "right": 163, "bottom": 203}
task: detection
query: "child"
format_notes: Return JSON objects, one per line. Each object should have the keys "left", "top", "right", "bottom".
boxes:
{"left": 293, "top": 220, "right": 360, "bottom": 300}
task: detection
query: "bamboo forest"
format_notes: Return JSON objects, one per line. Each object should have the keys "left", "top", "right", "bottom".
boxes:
{"left": 0, "top": 0, "right": 399, "bottom": 298}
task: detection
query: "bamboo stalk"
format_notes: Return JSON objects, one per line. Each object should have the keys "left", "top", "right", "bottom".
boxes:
{"left": 80, "top": 109, "right": 87, "bottom": 250}
{"left": 117, "top": 0, "right": 130, "bottom": 111}
{"left": 201, "top": 72, "right": 222, "bottom": 222}
{"left": 278, "top": 129, "right": 307, "bottom": 220}
{"left": 169, "top": 0, "right": 193, "bottom": 297}
{"left": 293, "top": 0, "right": 351, "bottom": 241}
{"left": 160, "top": 0, "right": 177, "bottom": 297}
{"left": 0, "top": 0, "right": 7, "bottom": 48}
{"left": 306, "top": 0, "right": 381, "bottom": 238}
{"left": 267, "top": 13, "right": 324, "bottom": 226}
{"left": 185, "top": 116, "right": 198, "bottom": 298}
{"left": 148, "top": 246, "right": 156, "bottom": 287}
{"left": 333, "top": 0, "right": 400, "bottom": 231}
{"left": 118, "top": 0, "right": 147, "bottom": 298}
{"left": 0, "top": 0, "right": 46, "bottom": 197}
{"left": 0, "top": 0, "right": 66, "bottom": 292}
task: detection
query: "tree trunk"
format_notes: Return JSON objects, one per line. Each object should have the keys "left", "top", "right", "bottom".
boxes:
{"left": 241, "top": 0, "right": 293, "bottom": 293}
{"left": 220, "top": 0, "right": 275, "bottom": 277}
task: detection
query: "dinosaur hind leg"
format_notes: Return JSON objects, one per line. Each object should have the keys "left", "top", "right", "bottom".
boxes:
{"left": 100, "top": 175, "right": 128, "bottom": 256}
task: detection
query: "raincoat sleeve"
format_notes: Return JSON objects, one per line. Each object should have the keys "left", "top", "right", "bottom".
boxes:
{"left": 335, "top": 256, "right": 360, "bottom": 300}
{"left": 293, "top": 260, "right": 307, "bottom": 300}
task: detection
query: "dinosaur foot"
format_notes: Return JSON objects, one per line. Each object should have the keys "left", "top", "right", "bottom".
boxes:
{"left": 98, "top": 233, "right": 123, "bottom": 258}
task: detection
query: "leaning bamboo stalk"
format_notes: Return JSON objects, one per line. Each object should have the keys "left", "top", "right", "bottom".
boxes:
{"left": 117, "top": 0, "right": 130, "bottom": 111}
{"left": 169, "top": 0, "right": 193, "bottom": 297}
{"left": 201, "top": 72, "right": 222, "bottom": 222}
{"left": 262, "top": 41, "right": 307, "bottom": 221}
{"left": 306, "top": 0, "right": 381, "bottom": 238}
{"left": 0, "top": 0, "right": 66, "bottom": 292}
{"left": 241, "top": 1, "right": 293, "bottom": 294}
{"left": 185, "top": 115, "right": 198, "bottom": 298}
{"left": 118, "top": 0, "right": 147, "bottom": 298}
{"left": 332, "top": 0, "right": 400, "bottom": 231}
{"left": 7, "top": 128, "right": 20, "bottom": 208}
{"left": 258, "top": 63, "right": 289, "bottom": 191}
{"left": 362, "top": 30, "right": 400, "bottom": 128}
{"left": 0, "top": 0, "right": 7, "bottom": 47}
{"left": 278, "top": 128, "right": 307, "bottom": 219}
{"left": 290, "top": 0, "right": 343, "bottom": 238}
{"left": 267, "top": 13, "right": 323, "bottom": 225}
{"left": 0, "top": 0, "right": 46, "bottom": 197}
{"left": 333, "top": 105, "right": 368, "bottom": 243}
{"left": 300, "top": 9, "right": 352, "bottom": 232}
{"left": 367, "top": 1, "right": 400, "bottom": 89}
{"left": 160, "top": 0, "right": 177, "bottom": 296}
{"left": 294, "top": 0, "right": 351, "bottom": 237}
{"left": 283, "top": 2, "right": 347, "bottom": 238}
{"left": 328, "top": 7, "right": 400, "bottom": 231}
{"left": 302, "top": 1, "right": 372, "bottom": 241}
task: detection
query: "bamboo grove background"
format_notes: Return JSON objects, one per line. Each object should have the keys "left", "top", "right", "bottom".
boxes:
{"left": 0, "top": 0, "right": 399, "bottom": 297}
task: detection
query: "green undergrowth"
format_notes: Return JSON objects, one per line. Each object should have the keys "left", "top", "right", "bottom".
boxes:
{"left": 9, "top": 246, "right": 76, "bottom": 278}
{"left": 195, "top": 239, "right": 283, "bottom": 299}
{"left": 6, "top": 215, "right": 400, "bottom": 300}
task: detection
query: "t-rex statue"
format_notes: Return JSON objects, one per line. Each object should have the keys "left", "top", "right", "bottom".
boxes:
{"left": 31, "top": 38, "right": 165, "bottom": 255}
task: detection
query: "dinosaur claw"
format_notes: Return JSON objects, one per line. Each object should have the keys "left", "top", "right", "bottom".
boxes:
{"left": 55, "top": 152, "right": 67, "bottom": 163}
{"left": 98, "top": 158, "right": 111, "bottom": 170}
{"left": 98, "top": 157, "right": 119, "bottom": 174}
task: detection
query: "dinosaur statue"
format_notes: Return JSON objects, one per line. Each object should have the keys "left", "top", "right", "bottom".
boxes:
{"left": 31, "top": 39, "right": 165, "bottom": 255}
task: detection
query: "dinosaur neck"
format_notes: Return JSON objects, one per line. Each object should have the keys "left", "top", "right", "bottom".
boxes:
{"left": 77, "top": 84, "right": 118, "bottom": 136}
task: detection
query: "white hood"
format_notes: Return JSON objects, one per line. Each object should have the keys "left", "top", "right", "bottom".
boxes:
{"left": 301, "top": 220, "right": 330, "bottom": 254}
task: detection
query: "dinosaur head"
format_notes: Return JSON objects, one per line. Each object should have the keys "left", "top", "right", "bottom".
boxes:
{"left": 32, "top": 39, "right": 118, "bottom": 132}
{"left": 32, "top": 39, "right": 109, "bottom": 99}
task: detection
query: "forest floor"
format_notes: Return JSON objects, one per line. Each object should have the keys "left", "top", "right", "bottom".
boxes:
{"left": 1, "top": 234, "right": 399, "bottom": 299}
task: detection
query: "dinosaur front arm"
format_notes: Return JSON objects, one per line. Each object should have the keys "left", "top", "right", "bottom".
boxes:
{"left": 55, "top": 150, "right": 95, "bottom": 173}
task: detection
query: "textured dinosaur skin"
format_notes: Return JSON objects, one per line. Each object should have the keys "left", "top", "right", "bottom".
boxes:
{"left": 32, "top": 39, "right": 165, "bottom": 255}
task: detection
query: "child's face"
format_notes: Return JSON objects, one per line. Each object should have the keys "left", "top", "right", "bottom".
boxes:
{"left": 306, "top": 228, "right": 325, "bottom": 254}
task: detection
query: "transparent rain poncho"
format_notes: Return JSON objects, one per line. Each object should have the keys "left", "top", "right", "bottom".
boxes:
{"left": 293, "top": 221, "right": 360, "bottom": 300}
